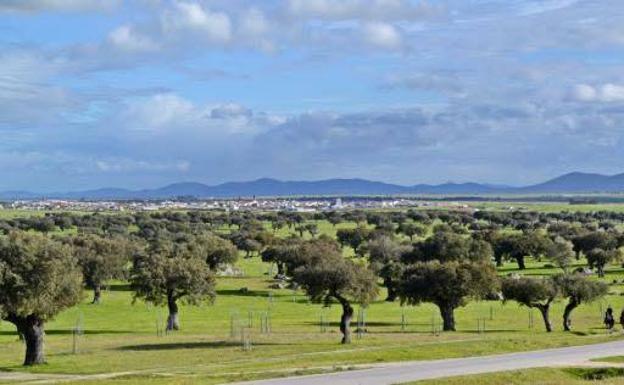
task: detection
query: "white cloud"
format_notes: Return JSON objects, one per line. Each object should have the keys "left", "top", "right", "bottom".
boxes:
{"left": 122, "top": 93, "right": 196, "bottom": 132}
{"left": 238, "top": 8, "right": 274, "bottom": 52}
{"left": 572, "top": 84, "right": 597, "bottom": 101}
{"left": 601, "top": 84, "right": 624, "bottom": 102}
{"left": 362, "top": 22, "right": 402, "bottom": 50}
{"left": 573, "top": 83, "right": 624, "bottom": 102}
{"left": 0, "top": 51, "right": 75, "bottom": 126}
{"left": 108, "top": 25, "right": 160, "bottom": 53}
{"left": 239, "top": 8, "right": 270, "bottom": 36}
{"left": 161, "top": 1, "right": 232, "bottom": 44}
{"left": 116, "top": 93, "right": 265, "bottom": 136}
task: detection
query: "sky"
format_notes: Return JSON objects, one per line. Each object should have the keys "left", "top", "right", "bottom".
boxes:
{"left": 1, "top": 0, "right": 624, "bottom": 191}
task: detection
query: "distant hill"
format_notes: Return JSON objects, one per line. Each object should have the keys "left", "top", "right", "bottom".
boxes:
{"left": 3, "top": 171, "right": 624, "bottom": 200}
{"left": 517, "top": 172, "right": 624, "bottom": 193}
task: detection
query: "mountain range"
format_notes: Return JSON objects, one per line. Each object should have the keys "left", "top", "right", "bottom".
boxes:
{"left": 3, "top": 172, "right": 624, "bottom": 200}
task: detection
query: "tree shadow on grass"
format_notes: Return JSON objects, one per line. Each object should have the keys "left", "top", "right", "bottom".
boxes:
{"left": 460, "top": 329, "right": 520, "bottom": 334}
{"left": 0, "top": 367, "right": 22, "bottom": 373}
{"left": 107, "top": 283, "right": 131, "bottom": 291}
{"left": 302, "top": 321, "right": 404, "bottom": 327}
{"left": 216, "top": 289, "right": 271, "bottom": 297}
{"left": 118, "top": 340, "right": 286, "bottom": 351}
{"left": 48, "top": 329, "right": 135, "bottom": 335}
{"left": 0, "top": 329, "right": 133, "bottom": 336}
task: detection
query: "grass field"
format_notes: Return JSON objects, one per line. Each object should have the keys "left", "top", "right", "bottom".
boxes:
{"left": 1, "top": 211, "right": 624, "bottom": 384}
{"left": 0, "top": 254, "right": 623, "bottom": 384}
{"left": 403, "top": 366, "right": 624, "bottom": 385}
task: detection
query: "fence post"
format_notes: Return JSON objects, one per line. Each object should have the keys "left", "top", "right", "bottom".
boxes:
{"left": 230, "top": 313, "right": 239, "bottom": 339}
{"left": 240, "top": 327, "right": 252, "bottom": 351}
{"left": 356, "top": 307, "right": 366, "bottom": 339}
{"left": 401, "top": 307, "right": 406, "bottom": 332}
{"left": 72, "top": 312, "right": 84, "bottom": 354}
{"left": 72, "top": 328, "right": 77, "bottom": 354}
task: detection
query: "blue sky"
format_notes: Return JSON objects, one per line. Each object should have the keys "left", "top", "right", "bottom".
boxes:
{"left": 1, "top": 0, "right": 624, "bottom": 191}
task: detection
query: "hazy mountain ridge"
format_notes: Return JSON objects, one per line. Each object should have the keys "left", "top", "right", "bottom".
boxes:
{"left": 1, "top": 172, "right": 622, "bottom": 200}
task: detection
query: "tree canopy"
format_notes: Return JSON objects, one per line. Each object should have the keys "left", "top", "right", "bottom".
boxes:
{"left": 130, "top": 239, "right": 215, "bottom": 331}
{"left": 0, "top": 232, "right": 83, "bottom": 365}
{"left": 399, "top": 261, "right": 499, "bottom": 331}
{"left": 502, "top": 276, "right": 558, "bottom": 331}
{"left": 67, "top": 234, "right": 133, "bottom": 304}
{"left": 293, "top": 247, "right": 378, "bottom": 343}
{"left": 554, "top": 274, "right": 608, "bottom": 331}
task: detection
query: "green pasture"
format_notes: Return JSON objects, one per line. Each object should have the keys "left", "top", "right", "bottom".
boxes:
{"left": 404, "top": 367, "right": 624, "bottom": 385}
{"left": 2, "top": 208, "right": 624, "bottom": 384}
{"left": 1, "top": 255, "right": 624, "bottom": 384}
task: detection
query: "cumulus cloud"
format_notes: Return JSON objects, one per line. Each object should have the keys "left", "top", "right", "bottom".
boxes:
{"left": 114, "top": 93, "right": 265, "bottom": 137}
{"left": 572, "top": 84, "right": 624, "bottom": 102}
{"left": 362, "top": 22, "right": 402, "bottom": 50}
{"left": 92, "top": 1, "right": 278, "bottom": 59}
{"left": 161, "top": 1, "right": 232, "bottom": 44}
{"left": 121, "top": 93, "right": 196, "bottom": 132}
{"left": 4, "top": 0, "right": 624, "bottom": 190}
{"left": 108, "top": 25, "right": 160, "bottom": 53}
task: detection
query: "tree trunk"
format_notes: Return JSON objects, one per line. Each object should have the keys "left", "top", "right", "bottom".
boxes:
{"left": 384, "top": 278, "right": 397, "bottom": 302}
{"left": 276, "top": 262, "right": 285, "bottom": 276}
{"left": 7, "top": 315, "right": 46, "bottom": 366}
{"left": 597, "top": 265, "right": 605, "bottom": 278}
{"left": 516, "top": 256, "right": 526, "bottom": 270}
{"left": 92, "top": 285, "right": 102, "bottom": 304}
{"left": 166, "top": 295, "right": 180, "bottom": 331}
{"left": 563, "top": 298, "right": 579, "bottom": 331}
{"left": 439, "top": 304, "right": 456, "bottom": 331}
{"left": 535, "top": 303, "right": 552, "bottom": 332}
{"left": 337, "top": 297, "right": 354, "bottom": 344}
{"left": 495, "top": 255, "right": 504, "bottom": 267}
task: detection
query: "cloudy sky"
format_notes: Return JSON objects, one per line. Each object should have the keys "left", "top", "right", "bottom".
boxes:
{"left": 1, "top": 0, "right": 624, "bottom": 191}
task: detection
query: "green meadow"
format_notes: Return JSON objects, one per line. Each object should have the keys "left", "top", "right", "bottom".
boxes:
{"left": 0, "top": 255, "right": 623, "bottom": 384}
{"left": 1, "top": 211, "right": 624, "bottom": 384}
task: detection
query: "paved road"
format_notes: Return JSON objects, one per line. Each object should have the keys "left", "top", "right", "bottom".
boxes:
{"left": 229, "top": 340, "right": 624, "bottom": 385}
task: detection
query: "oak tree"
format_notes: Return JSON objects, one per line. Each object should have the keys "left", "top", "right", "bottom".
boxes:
{"left": 0, "top": 232, "right": 83, "bottom": 365}
{"left": 293, "top": 250, "right": 378, "bottom": 344}
{"left": 130, "top": 239, "right": 215, "bottom": 331}
{"left": 399, "top": 261, "right": 499, "bottom": 331}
